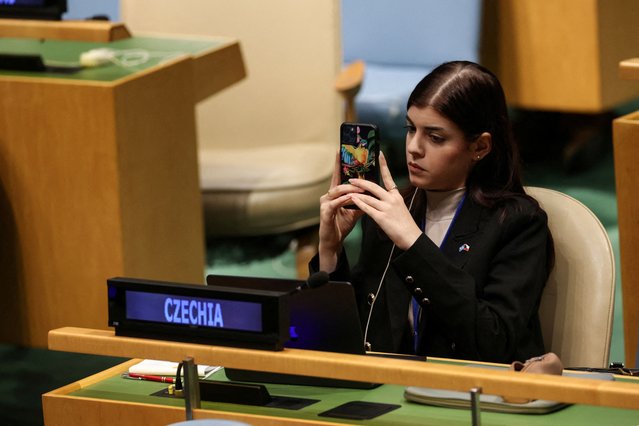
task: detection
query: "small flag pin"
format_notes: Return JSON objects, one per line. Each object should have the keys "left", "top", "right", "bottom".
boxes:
{"left": 458, "top": 243, "right": 470, "bottom": 253}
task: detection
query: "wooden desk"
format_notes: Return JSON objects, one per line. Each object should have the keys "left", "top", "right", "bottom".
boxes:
{"left": 0, "top": 25, "right": 245, "bottom": 347}
{"left": 613, "top": 57, "right": 639, "bottom": 368}
{"left": 43, "top": 327, "right": 639, "bottom": 426}
{"left": 44, "top": 359, "right": 639, "bottom": 426}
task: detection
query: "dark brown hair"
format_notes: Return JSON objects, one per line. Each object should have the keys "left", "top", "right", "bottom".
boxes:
{"left": 407, "top": 61, "right": 524, "bottom": 208}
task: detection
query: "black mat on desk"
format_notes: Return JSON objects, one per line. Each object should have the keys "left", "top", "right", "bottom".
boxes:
{"left": 151, "top": 388, "right": 319, "bottom": 410}
{"left": 0, "top": 53, "right": 81, "bottom": 73}
{"left": 318, "top": 401, "right": 401, "bottom": 420}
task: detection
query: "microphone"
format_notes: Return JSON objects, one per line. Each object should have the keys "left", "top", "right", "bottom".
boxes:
{"left": 294, "top": 271, "right": 330, "bottom": 293}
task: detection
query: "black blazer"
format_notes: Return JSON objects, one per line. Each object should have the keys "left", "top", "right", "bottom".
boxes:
{"left": 313, "top": 191, "right": 551, "bottom": 364}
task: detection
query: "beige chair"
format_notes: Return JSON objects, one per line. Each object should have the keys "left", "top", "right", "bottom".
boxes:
{"left": 121, "top": 1, "right": 352, "bottom": 233}
{"left": 526, "top": 186, "right": 615, "bottom": 368}
{"left": 121, "top": 1, "right": 362, "bottom": 277}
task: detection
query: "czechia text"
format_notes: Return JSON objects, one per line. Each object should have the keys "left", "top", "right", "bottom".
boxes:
{"left": 164, "top": 297, "right": 224, "bottom": 327}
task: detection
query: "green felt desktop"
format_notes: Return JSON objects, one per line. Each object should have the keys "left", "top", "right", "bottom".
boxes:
{"left": 66, "top": 361, "right": 639, "bottom": 425}
{"left": 0, "top": 36, "right": 225, "bottom": 81}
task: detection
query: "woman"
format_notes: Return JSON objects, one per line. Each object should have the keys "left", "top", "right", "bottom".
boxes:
{"left": 312, "top": 61, "right": 554, "bottom": 363}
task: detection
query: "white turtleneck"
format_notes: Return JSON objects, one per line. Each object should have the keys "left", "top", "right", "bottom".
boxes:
{"left": 424, "top": 187, "right": 467, "bottom": 247}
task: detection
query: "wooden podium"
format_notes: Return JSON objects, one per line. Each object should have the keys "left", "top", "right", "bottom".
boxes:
{"left": 613, "top": 58, "right": 639, "bottom": 368}
{"left": 0, "top": 20, "right": 245, "bottom": 347}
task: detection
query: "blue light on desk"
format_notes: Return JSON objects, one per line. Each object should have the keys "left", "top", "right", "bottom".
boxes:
{"left": 125, "top": 290, "right": 263, "bottom": 332}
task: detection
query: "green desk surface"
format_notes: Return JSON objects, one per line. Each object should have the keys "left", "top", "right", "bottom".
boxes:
{"left": 69, "top": 367, "right": 639, "bottom": 425}
{"left": 0, "top": 36, "right": 226, "bottom": 82}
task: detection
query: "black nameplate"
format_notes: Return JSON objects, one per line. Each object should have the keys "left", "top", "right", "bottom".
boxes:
{"left": 107, "top": 277, "right": 291, "bottom": 351}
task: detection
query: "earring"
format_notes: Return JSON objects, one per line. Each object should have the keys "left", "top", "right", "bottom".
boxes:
{"left": 476, "top": 155, "right": 481, "bottom": 160}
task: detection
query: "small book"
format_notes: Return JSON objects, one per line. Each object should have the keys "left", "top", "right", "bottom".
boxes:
{"left": 128, "top": 359, "right": 220, "bottom": 378}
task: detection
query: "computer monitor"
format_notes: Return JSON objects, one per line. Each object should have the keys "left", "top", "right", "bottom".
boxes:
{"left": 205, "top": 274, "right": 378, "bottom": 388}
{"left": 207, "top": 274, "right": 365, "bottom": 354}
{"left": 0, "top": 0, "right": 67, "bottom": 20}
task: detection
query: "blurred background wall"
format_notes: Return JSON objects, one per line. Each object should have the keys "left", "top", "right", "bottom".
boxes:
{"left": 63, "top": 0, "right": 119, "bottom": 21}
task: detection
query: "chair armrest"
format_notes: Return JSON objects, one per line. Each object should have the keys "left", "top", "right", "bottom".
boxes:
{"left": 335, "top": 59, "right": 365, "bottom": 122}
{"left": 620, "top": 58, "right": 639, "bottom": 80}
{"left": 335, "top": 59, "right": 365, "bottom": 93}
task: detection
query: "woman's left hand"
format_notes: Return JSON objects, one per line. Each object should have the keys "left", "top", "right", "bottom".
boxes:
{"left": 349, "top": 152, "right": 422, "bottom": 250}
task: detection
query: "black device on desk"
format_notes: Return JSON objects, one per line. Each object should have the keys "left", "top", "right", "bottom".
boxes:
{"left": 0, "top": 0, "right": 67, "bottom": 20}
{"left": 107, "top": 277, "right": 291, "bottom": 351}
{"left": 0, "top": 53, "right": 82, "bottom": 73}
{"left": 206, "top": 273, "right": 380, "bottom": 389}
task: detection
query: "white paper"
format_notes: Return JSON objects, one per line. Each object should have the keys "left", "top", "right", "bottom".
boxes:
{"left": 128, "top": 359, "right": 221, "bottom": 378}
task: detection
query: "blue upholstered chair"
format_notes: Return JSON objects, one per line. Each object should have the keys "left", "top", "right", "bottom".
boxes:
{"left": 341, "top": 0, "right": 483, "bottom": 166}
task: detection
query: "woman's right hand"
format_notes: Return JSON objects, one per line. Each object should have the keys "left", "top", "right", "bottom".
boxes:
{"left": 318, "top": 151, "right": 365, "bottom": 272}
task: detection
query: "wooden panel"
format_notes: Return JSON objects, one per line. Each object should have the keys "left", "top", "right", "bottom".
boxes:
{"left": 484, "top": 0, "right": 599, "bottom": 111}
{"left": 48, "top": 327, "right": 639, "bottom": 410}
{"left": 0, "top": 79, "right": 124, "bottom": 346}
{"left": 597, "top": 0, "right": 639, "bottom": 108}
{"left": 482, "top": 0, "right": 639, "bottom": 112}
{"left": 114, "top": 58, "right": 205, "bottom": 283}
{"left": 192, "top": 41, "right": 247, "bottom": 103}
{"left": 0, "top": 18, "right": 131, "bottom": 42}
{"left": 42, "top": 360, "right": 186, "bottom": 426}
{"left": 43, "top": 394, "right": 186, "bottom": 426}
{"left": 613, "top": 111, "right": 639, "bottom": 368}
{"left": 0, "top": 60, "right": 206, "bottom": 347}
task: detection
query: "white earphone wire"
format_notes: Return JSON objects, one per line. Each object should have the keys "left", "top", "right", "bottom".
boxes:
{"left": 362, "top": 187, "right": 419, "bottom": 349}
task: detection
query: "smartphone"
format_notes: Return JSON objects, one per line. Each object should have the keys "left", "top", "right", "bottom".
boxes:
{"left": 340, "top": 122, "right": 380, "bottom": 208}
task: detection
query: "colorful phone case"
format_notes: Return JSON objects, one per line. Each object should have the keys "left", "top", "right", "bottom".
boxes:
{"left": 340, "top": 122, "right": 380, "bottom": 185}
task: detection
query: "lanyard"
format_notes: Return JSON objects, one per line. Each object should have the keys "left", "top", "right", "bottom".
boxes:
{"left": 412, "top": 191, "right": 467, "bottom": 353}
